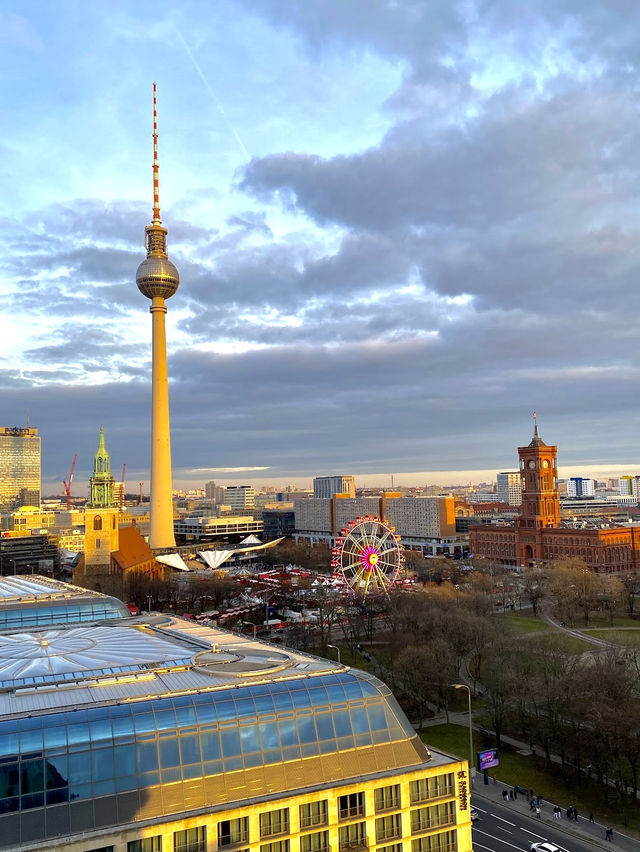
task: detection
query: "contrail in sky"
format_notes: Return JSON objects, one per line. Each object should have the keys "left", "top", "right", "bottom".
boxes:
{"left": 176, "top": 29, "right": 251, "bottom": 163}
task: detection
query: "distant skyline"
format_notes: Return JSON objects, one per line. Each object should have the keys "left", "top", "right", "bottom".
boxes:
{"left": 4, "top": 2, "right": 640, "bottom": 491}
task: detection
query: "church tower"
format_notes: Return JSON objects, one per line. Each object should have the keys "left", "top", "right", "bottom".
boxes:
{"left": 89, "top": 426, "right": 115, "bottom": 508}
{"left": 136, "top": 84, "right": 179, "bottom": 549}
{"left": 515, "top": 417, "right": 560, "bottom": 563}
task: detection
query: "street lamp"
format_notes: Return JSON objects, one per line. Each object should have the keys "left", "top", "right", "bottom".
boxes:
{"left": 451, "top": 683, "right": 474, "bottom": 783}
{"left": 327, "top": 644, "right": 341, "bottom": 665}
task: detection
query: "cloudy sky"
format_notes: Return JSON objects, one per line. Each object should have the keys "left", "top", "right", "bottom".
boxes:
{"left": 3, "top": 0, "right": 640, "bottom": 494}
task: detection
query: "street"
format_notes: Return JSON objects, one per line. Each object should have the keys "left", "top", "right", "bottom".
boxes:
{"left": 471, "top": 798, "right": 610, "bottom": 852}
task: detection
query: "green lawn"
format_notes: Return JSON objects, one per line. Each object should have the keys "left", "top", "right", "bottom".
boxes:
{"left": 494, "top": 612, "right": 551, "bottom": 633}
{"left": 588, "top": 629, "right": 640, "bottom": 647}
{"left": 420, "top": 724, "right": 640, "bottom": 831}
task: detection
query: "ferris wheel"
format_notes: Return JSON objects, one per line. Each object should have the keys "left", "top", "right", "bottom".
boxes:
{"left": 331, "top": 515, "right": 404, "bottom": 596}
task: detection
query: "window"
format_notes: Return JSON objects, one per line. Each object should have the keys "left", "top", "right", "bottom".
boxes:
{"left": 339, "top": 822, "right": 366, "bottom": 851}
{"left": 261, "top": 842, "right": 290, "bottom": 852}
{"left": 375, "top": 814, "right": 401, "bottom": 843}
{"left": 93, "top": 516, "right": 102, "bottom": 531}
{"left": 260, "top": 808, "right": 290, "bottom": 837}
{"left": 300, "top": 801, "right": 328, "bottom": 829}
{"left": 409, "top": 775, "right": 455, "bottom": 805}
{"left": 378, "top": 845, "right": 403, "bottom": 852}
{"left": 174, "top": 827, "right": 205, "bottom": 852}
{"left": 411, "top": 831, "right": 457, "bottom": 852}
{"left": 128, "top": 839, "right": 162, "bottom": 852}
{"left": 411, "top": 803, "right": 455, "bottom": 834}
{"left": 219, "top": 817, "right": 249, "bottom": 847}
{"left": 301, "top": 831, "right": 329, "bottom": 852}
{"left": 338, "top": 791, "right": 365, "bottom": 820}
{"left": 375, "top": 785, "right": 400, "bottom": 813}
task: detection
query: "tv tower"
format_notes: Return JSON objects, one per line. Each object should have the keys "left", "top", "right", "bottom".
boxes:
{"left": 136, "top": 83, "right": 179, "bottom": 549}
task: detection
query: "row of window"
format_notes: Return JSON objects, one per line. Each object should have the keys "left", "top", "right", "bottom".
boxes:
{"left": 92, "top": 825, "right": 459, "bottom": 852}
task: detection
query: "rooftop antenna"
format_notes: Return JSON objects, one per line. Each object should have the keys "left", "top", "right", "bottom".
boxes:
{"left": 25, "top": 411, "right": 30, "bottom": 428}
{"left": 152, "top": 82, "right": 161, "bottom": 225}
{"left": 532, "top": 409, "right": 539, "bottom": 438}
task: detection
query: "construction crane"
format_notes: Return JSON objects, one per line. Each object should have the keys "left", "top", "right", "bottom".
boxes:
{"left": 62, "top": 454, "right": 77, "bottom": 510}
{"left": 120, "top": 463, "right": 126, "bottom": 511}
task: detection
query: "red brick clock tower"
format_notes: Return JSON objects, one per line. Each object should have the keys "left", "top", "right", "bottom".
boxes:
{"left": 515, "top": 419, "right": 560, "bottom": 564}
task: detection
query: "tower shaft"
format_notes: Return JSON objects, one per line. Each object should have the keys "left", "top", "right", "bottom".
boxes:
{"left": 149, "top": 298, "right": 175, "bottom": 547}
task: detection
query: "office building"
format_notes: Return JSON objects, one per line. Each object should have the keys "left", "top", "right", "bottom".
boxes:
{"left": 0, "top": 426, "right": 40, "bottom": 511}
{"left": 225, "top": 485, "right": 256, "bottom": 512}
{"left": 565, "top": 477, "right": 595, "bottom": 498}
{"left": 313, "top": 476, "right": 356, "bottom": 499}
{"left": 496, "top": 472, "right": 522, "bottom": 506}
{"left": 205, "top": 481, "right": 226, "bottom": 503}
{"left": 620, "top": 475, "right": 640, "bottom": 498}
{"left": 136, "top": 84, "right": 179, "bottom": 549}
{"left": 0, "top": 576, "right": 473, "bottom": 852}
{"left": 295, "top": 495, "right": 464, "bottom": 557}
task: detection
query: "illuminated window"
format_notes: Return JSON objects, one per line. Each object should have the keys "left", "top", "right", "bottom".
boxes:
{"left": 260, "top": 808, "right": 289, "bottom": 838}
{"left": 375, "top": 814, "right": 401, "bottom": 842}
{"left": 300, "top": 801, "right": 328, "bottom": 828}
{"left": 375, "top": 784, "right": 400, "bottom": 812}
{"left": 301, "top": 831, "right": 329, "bottom": 852}
{"left": 410, "top": 803, "right": 455, "bottom": 834}
{"left": 338, "top": 822, "right": 366, "bottom": 851}
{"left": 128, "top": 838, "right": 162, "bottom": 852}
{"left": 219, "top": 818, "right": 249, "bottom": 847}
{"left": 174, "top": 827, "right": 205, "bottom": 852}
{"left": 409, "top": 775, "right": 454, "bottom": 804}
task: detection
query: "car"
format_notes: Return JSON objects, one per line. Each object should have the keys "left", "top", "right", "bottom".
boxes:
{"left": 530, "top": 843, "right": 561, "bottom": 852}
{"left": 470, "top": 807, "right": 478, "bottom": 822}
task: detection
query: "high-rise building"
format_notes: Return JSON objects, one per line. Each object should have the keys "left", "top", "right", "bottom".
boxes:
{"left": 88, "top": 426, "right": 115, "bottom": 508}
{"left": 205, "top": 480, "right": 226, "bottom": 503}
{"left": 566, "top": 477, "right": 595, "bottom": 498}
{"left": 225, "top": 484, "right": 255, "bottom": 511}
{"left": 313, "top": 475, "right": 356, "bottom": 499}
{"left": 0, "top": 576, "right": 474, "bottom": 852}
{"left": 0, "top": 426, "right": 40, "bottom": 510}
{"left": 496, "top": 471, "right": 522, "bottom": 506}
{"left": 136, "top": 84, "right": 180, "bottom": 550}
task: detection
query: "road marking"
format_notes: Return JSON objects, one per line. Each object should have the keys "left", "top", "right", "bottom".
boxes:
{"left": 496, "top": 826, "right": 513, "bottom": 834}
{"left": 472, "top": 828, "right": 528, "bottom": 851}
{"left": 519, "top": 829, "right": 547, "bottom": 839}
{"left": 490, "top": 814, "right": 516, "bottom": 826}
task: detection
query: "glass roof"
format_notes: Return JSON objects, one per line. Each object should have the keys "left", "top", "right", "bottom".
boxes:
{"left": 0, "top": 625, "right": 194, "bottom": 688}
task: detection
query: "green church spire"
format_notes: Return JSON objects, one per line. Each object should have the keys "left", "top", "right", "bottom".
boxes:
{"left": 89, "top": 426, "right": 115, "bottom": 508}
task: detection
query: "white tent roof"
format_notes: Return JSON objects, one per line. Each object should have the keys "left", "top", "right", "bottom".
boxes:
{"left": 198, "top": 550, "right": 235, "bottom": 570}
{"left": 240, "top": 534, "right": 262, "bottom": 545}
{"left": 156, "top": 553, "right": 191, "bottom": 572}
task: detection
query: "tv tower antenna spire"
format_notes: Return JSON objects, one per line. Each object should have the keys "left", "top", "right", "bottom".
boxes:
{"left": 152, "top": 82, "right": 161, "bottom": 225}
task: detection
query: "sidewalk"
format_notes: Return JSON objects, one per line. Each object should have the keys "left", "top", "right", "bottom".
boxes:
{"left": 471, "top": 777, "right": 639, "bottom": 852}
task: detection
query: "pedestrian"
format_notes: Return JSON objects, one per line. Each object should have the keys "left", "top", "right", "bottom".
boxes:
{"left": 492, "top": 775, "right": 497, "bottom": 785}
{"left": 530, "top": 799, "right": 535, "bottom": 811}
{"left": 589, "top": 812, "right": 594, "bottom": 823}
{"left": 502, "top": 789, "right": 508, "bottom": 801}
{"left": 509, "top": 790, "right": 513, "bottom": 801}
{"left": 553, "top": 806, "right": 560, "bottom": 820}
{"left": 536, "top": 806, "right": 541, "bottom": 819}
{"left": 513, "top": 787, "right": 518, "bottom": 800}
{"left": 574, "top": 808, "right": 579, "bottom": 822}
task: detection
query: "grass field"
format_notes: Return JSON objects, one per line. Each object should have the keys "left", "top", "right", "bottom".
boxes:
{"left": 420, "top": 723, "right": 640, "bottom": 831}
{"left": 494, "top": 612, "right": 551, "bottom": 633}
{"left": 587, "top": 629, "right": 640, "bottom": 647}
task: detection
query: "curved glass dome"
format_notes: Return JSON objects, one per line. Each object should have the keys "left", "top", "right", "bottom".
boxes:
{"left": 0, "top": 670, "right": 423, "bottom": 818}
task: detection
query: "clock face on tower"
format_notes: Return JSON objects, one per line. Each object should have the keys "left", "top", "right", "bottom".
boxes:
{"left": 542, "top": 460, "right": 549, "bottom": 468}
{"left": 528, "top": 460, "right": 536, "bottom": 469}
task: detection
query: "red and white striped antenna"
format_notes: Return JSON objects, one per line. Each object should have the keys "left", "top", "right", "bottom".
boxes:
{"left": 152, "top": 82, "right": 161, "bottom": 224}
